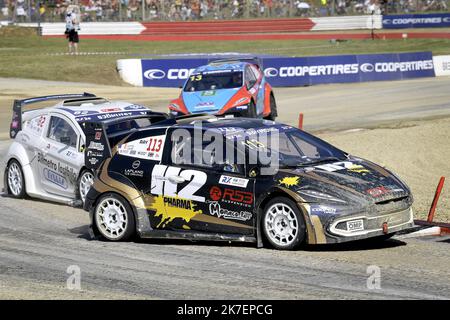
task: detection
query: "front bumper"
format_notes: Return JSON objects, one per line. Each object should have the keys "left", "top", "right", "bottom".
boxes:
{"left": 325, "top": 207, "right": 414, "bottom": 243}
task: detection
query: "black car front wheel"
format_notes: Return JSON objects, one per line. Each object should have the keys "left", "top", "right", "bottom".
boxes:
{"left": 262, "top": 197, "right": 306, "bottom": 250}
{"left": 94, "top": 193, "right": 135, "bottom": 241}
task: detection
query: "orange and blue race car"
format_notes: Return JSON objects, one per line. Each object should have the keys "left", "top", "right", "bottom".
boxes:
{"left": 168, "top": 58, "right": 277, "bottom": 120}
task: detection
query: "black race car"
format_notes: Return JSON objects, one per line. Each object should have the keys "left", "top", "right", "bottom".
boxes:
{"left": 83, "top": 115, "right": 414, "bottom": 250}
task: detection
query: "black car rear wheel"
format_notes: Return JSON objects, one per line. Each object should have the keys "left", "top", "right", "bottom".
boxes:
{"left": 94, "top": 193, "right": 135, "bottom": 241}
{"left": 262, "top": 197, "right": 306, "bottom": 250}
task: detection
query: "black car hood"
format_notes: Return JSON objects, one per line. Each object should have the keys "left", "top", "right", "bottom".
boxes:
{"left": 275, "top": 157, "right": 410, "bottom": 205}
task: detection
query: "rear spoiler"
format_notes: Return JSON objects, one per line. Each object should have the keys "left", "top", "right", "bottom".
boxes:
{"left": 208, "top": 57, "right": 263, "bottom": 69}
{"left": 83, "top": 112, "right": 169, "bottom": 170}
{"left": 10, "top": 92, "right": 96, "bottom": 139}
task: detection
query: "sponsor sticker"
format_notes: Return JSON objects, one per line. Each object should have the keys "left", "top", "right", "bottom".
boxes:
{"left": 367, "top": 186, "right": 389, "bottom": 198}
{"left": 43, "top": 168, "right": 68, "bottom": 189}
{"left": 88, "top": 141, "right": 105, "bottom": 151}
{"left": 347, "top": 219, "right": 364, "bottom": 232}
{"left": 314, "top": 161, "right": 370, "bottom": 174}
{"left": 310, "top": 205, "right": 337, "bottom": 215}
{"left": 118, "top": 135, "right": 166, "bottom": 161}
{"left": 38, "top": 152, "right": 77, "bottom": 182}
{"left": 201, "top": 90, "right": 216, "bottom": 96}
{"left": 209, "top": 186, "right": 253, "bottom": 206}
{"left": 124, "top": 160, "right": 144, "bottom": 177}
{"left": 100, "top": 108, "right": 121, "bottom": 113}
{"left": 219, "top": 175, "right": 249, "bottom": 188}
{"left": 208, "top": 201, "right": 252, "bottom": 221}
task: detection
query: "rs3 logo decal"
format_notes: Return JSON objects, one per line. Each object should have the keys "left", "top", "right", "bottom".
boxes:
{"left": 151, "top": 165, "right": 207, "bottom": 202}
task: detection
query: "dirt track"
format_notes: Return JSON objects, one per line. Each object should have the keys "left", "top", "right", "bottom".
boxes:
{"left": 0, "top": 77, "right": 449, "bottom": 299}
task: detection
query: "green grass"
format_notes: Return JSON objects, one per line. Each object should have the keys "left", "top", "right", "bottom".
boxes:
{"left": 1, "top": 27, "right": 450, "bottom": 86}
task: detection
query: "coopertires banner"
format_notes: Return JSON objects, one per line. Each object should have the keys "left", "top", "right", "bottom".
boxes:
{"left": 134, "top": 52, "right": 435, "bottom": 88}
{"left": 383, "top": 13, "right": 450, "bottom": 29}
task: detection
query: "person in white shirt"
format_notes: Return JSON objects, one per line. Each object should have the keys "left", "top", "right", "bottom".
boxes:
{"left": 65, "top": 6, "right": 80, "bottom": 55}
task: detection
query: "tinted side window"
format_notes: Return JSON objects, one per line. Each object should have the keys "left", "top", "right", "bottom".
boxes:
{"left": 246, "top": 66, "right": 257, "bottom": 89}
{"left": 170, "top": 130, "right": 244, "bottom": 174}
{"left": 47, "top": 116, "right": 78, "bottom": 148}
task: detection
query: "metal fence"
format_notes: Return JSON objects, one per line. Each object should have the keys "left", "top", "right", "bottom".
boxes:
{"left": 1, "top": 0, "right": 449, "bottom": 23}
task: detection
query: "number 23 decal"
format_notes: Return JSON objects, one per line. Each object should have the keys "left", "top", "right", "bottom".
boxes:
{"left": 151, "top": 165, "right": 207, "bottom": 202}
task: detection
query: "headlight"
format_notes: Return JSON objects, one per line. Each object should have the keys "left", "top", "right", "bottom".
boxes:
{"left": 297, "top": 189, "right": 347, "bottom": 204}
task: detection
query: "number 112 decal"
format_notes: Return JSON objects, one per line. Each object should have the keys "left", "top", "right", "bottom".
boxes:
{"left": 151, "top": 165, "right": 207, "bottom": 202}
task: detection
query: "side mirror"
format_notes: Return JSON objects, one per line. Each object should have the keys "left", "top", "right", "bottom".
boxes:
{"left": 80, "top": 144, "right": 85, "bottom": 153}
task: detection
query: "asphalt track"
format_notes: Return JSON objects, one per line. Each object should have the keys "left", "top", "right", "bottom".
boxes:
{"left": 0, "top": 77, "right": 450, "bottom": 299}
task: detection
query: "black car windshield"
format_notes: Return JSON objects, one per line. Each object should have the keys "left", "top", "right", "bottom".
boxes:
{"left": 184, "top": 71, "right": 243, "bottom": 92}
{"left": 226, "top": 126, "right": 347, "bottom": 167}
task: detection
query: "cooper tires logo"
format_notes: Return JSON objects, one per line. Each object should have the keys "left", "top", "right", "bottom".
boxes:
{"left": 144, "top": 69, "right": 166, "bottom": 80}
{"left": 360, "top": 63, "right": 375, "bottom": 73}
{"left": 264, "top": 67, "right": 278, "bottom": 77}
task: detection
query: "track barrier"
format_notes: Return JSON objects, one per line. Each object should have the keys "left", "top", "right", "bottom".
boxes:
{"left": 118, "top": 51, "right": 437, "bottom": 88}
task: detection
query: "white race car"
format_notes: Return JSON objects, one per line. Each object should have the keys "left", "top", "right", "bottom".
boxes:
{"left": 4, "top": 93, "right": 168, "bottom": 206}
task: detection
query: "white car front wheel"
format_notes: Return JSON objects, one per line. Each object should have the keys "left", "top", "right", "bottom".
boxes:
{"left": 78, "top": 170, "right": 94, "bottom": 204}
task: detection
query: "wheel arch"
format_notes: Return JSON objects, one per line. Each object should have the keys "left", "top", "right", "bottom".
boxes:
{"left": 88, "top": 190, "right": 140, "bottom": 239}
{"left": 255, "top": 187, "right": 318, "bottom": 246}
{"left": 4, "top": 142, "right": 33, "bottom": 195}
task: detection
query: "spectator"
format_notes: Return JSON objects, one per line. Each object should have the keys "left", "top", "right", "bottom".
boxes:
{"left": 39, "top": 3, "right": 46, "bottom": 21}
{"left": 15, "top": 0, "right": 27, "bottom": 22}
{"left": 65, "top": 5, "right": 80, "bottom": 55}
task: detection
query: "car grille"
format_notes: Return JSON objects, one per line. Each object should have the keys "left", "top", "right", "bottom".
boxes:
{"left": 331, "top": 207, "right": 413, "bottom": 237}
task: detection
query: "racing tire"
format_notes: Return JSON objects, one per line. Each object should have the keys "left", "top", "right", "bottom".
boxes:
{"left": 77, "top": 169, "right": 94, "bottom": 205}
{"left": 264, "top": 94, "right": 277, "bottom": 120}
{"left": 246, "top": 100, "right": 257, "bottom": 118}
{"left": 6, "top": 159, "right": 26, "bottom": 198}
{"left": 94, "top": 193, "right": 135, "bottom": 241}
{"left": 262, "top": 197, "right": 306, "bottom": 250}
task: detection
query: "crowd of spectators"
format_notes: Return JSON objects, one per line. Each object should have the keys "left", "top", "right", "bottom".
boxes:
{"left": 0, "top": 0, "right": 448, "bottom": 23}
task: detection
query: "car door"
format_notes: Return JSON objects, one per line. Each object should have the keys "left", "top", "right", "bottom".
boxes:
{"left": 161, "top": 128, "right": 256, "bottom": 235}
{"left": 36, "top": 114, "right": 83, "bottom": 198}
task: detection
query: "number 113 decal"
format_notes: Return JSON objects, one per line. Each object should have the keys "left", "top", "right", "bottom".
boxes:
{"left": 151, "top": 165, "right": 207, "bottom": 202}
